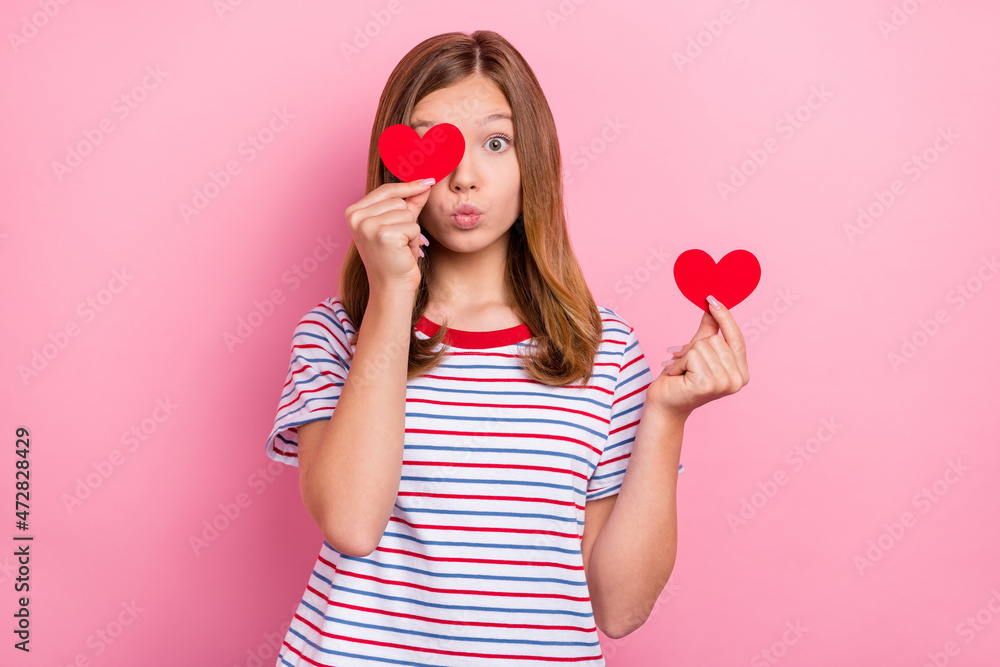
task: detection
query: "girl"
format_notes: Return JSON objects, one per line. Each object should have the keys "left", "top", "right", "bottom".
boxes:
{"left": 265, "top": 30, "right": 749, "bottom": 667}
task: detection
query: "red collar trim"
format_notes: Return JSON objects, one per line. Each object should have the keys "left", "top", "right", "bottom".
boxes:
{"left": 415, "top": 315, "right": 532, "bottom": 349}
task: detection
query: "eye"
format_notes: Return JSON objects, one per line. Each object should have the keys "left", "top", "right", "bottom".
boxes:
{"left": 484, "top": 133, "right": 513, "bottom": 153}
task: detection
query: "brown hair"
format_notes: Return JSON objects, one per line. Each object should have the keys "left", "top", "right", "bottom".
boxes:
{"left": 337, "top": 30, "right": 603, "bottom": 387}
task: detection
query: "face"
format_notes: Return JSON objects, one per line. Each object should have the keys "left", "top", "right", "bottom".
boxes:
{"left": 409, "top": 75, "right": 522, "bottom": 252}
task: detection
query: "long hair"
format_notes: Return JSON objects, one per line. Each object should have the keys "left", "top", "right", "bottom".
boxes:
{"left": 338, "top": 30, "right": 603, "bottom": 387}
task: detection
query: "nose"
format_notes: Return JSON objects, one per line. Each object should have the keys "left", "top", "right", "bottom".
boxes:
{"left": 448, "top": 137, "right": 479, "bottom": 192}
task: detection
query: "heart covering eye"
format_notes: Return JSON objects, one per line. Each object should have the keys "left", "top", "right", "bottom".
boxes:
{"left": 673, "top": 249, "right": 761, "bottom": 312}
{"left": 378, "top": 122, "right": 465, "bottom": 183}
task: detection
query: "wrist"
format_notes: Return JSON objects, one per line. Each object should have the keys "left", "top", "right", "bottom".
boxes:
{"left": 647, "top": 402, "right": 691, "bottom": 428}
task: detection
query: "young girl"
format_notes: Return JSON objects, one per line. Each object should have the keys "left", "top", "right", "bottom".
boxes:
{"left": 265, "top": 30, "right": 748, "bottom": 667}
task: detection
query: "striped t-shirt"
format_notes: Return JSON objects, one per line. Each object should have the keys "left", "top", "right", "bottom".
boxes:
{"left": 265, "top": 296, "right": 683, "bottom": 666}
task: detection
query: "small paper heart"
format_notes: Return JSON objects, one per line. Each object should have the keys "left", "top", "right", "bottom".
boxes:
{"left": 378, "top": 123, "right": 465, "bottom": 183}
{"left": 673, "top": 249, "right": 761, "bottom": 312}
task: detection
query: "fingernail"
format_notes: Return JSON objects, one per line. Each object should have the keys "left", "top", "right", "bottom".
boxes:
{"left": 667, "top": 346, "right": 683, "bottom": 353}
{"left": 420, "top": 233, "right": 429, "bottom": 246}
{"left": 418, "top": 177, "right": 436, "bottom": 186}
{"left": 707, "top": 294, "right": 722, "bottom": 310}
{"left": 661, "top": 359, "right": 675, "bottom": 367}
{"left": 418, "top": 247, "right": 425, "bottom": 258}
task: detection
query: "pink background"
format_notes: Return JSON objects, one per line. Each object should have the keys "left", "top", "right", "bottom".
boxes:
{"left": 3, "top": 1, "right": 999, "bottom": 665}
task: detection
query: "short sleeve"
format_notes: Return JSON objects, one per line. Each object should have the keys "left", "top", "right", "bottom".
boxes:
{"left": 586, "top": 320, "right": 684, "bottom": 502}
{"left": 264, "top": 298, "right": 355, "bottom": 467}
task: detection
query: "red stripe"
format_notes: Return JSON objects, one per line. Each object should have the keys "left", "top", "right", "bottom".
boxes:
{"left": 402, "top": 459, "right": 590, "bottom": 482}
{"left": 387, "top": 515, "right": 580, "bottom": 540}
{"left": 372, "top": 545, "right": 584, "bottom": 571}
{"left": 303, "top": 583, "right": 593, "bottom": 630}
{"left": 317, "top": 553, "right": 591, "bottom": 602}
{"left": 290, "top": 612, "right": 602, "bottom": 662}
{"left": 405, "top": 428, "right": 603, "bottom": 456}
{"left": 277, "top": 379, "right": 339, "bottom": 413}
{"left": 406, "top": 396, "right": 610, "bottom": 424}
{"left": 421, "top": 374, "right": 614, "bottom": 395}
{"left": 395, "top": 490, "right": 584, "bottom": 511}
{"left": 593, "top": 451, "right": 630, "bottom": 470}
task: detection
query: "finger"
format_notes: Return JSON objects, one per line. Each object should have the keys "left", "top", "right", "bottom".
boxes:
{"left": 347, "top": 177, "right": 436, "bottom": 216}
{"left": 404, "top": 182, "right": 434, "bottom": 217}
{"left": 381, "top": 220, "right": 424, "bottom": 252}
{"left": 704, "top": 295, "right": 749, "bottom": 381}
{"left": 664, "top": 345, "right": 694, "bottom": 376}
{"left": 355, "top": 196, "right": 409, "bottom": 221}
{"left": 688, "top": 308, "right": 720, "bottom": 345}
{"left": 664, "top": 310, "right": 719, "bottom": 362}
{"left": 705, "top": 332, "right": 747, "bottom": 388}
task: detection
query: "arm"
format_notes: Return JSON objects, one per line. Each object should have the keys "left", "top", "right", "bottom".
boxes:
{"left": 297, "top": 287, "right": 415, "bottom": 557}
{"left": 587, "top": 296, "right": 750, "bottom": 637}
{"left": 585, "top": 405, "right": 685, "bottom": 639}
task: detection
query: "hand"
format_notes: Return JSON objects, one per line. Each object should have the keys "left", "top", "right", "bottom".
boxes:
{"left": 344, "top": 177, "right": 435, "bottom": 294}
{"left": 646, "top": 295, "right": 750, "bottom": 421}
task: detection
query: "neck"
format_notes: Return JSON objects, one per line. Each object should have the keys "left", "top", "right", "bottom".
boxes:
{"left": 425, "top": 229, "right": 512, "bottom": 312}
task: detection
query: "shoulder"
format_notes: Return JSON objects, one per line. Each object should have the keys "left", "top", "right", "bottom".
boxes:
{"left": 596, "top": 305, "right": 637, "bottom": 346}
{"left": 595, "top": 305, "right": 647, "bottom": 374}
{"left": 291, "top": 295, "right": 357, "bottom": 359}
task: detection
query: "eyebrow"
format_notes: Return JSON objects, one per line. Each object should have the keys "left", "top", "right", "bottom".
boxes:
{"left": 411, "top": 113, "right": 512, "bottom": 129}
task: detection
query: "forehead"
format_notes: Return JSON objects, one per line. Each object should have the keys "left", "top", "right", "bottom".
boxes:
{"left": 411, "top": 76, "right": 511, "bottom": 123}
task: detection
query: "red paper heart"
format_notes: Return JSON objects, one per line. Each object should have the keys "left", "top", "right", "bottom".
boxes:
{"left": 673, "top": 249, "right": 761, "bottom": 312}
{"left": 378, "top": 123, "right": 465, "bottom": 183}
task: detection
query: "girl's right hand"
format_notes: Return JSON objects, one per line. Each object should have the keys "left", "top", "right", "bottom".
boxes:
{"left": 344, "top": 178, "right": 435, "bottom": 295}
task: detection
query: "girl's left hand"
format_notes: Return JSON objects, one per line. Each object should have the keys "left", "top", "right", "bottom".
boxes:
{"left": 646, "top": 295, "right": 750, "bottom": 421}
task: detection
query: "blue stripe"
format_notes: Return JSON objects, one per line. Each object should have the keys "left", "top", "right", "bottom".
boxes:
{"left": 296, "top": 597, "right": 599, "bottom": 647}
{"left": 400, "top": 476, "right": 586, "bottom": 498}
{"left": 351, "top": 533, "right": 583, "bottom": 556}
{"left": 286, "top": 624, "right": 443, "bottom": 667}
{"left": 394, "top": 503, "right": 583, "bottom": 526}
{"left": 404, "top": 410, "right": 608, "bottom": 440}
{"left": 405, "top": 383, "right": 613, "bottom": 412}
{"left": 403, "top": 444, "right": 595, "bottom": 470}
{"left": 308, "top": 570, "right": 595, "bottom": 618}
{"left": 334, "top": 553, "right": 588, "bottom": 587}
